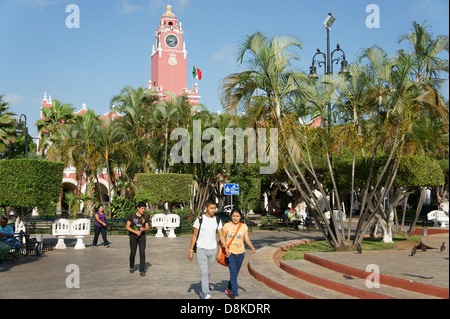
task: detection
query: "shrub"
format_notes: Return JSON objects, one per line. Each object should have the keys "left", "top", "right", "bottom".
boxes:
{"left": 0, "top": 159, "right": 64, "bottom": 217}
{"left": 135, "top": 173, "right": 192, "bottom": 206}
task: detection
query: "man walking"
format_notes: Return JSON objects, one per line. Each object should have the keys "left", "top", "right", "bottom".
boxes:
{"left": 188, "top": 200, "right": 229, "bottom": 299}
{"left": 126, "top": 202, "right": 150, "bottom": 276}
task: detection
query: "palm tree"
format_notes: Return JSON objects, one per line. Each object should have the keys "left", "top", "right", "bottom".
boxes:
{"left": 398, "top": 21, "right": 449, "bottom": 83}
{"left": 95, "top": 117, "right": 134, "bottom": 217}
{"left": 154, "top": 91, "right": 182, "bottom": 173}
{"left": 111, "top": 86, "right": 158, "bottom": 174}
{"left": 220, "top": 32, "right": 304, "bottom": 120}
{"left": 0, "top": 95, "right": 17, "bottom": 156}
{"left": 36, "top": 99, "right": 76, "bottom": 159}
{"left": 219, "top": 32, "right": 347, "bottom": 247}
{"left": 397, "top": 21, "right": 449, "bottom": 158}
{"left": 348, "top": 45, "right": 440, "bottom": 244}
{"left": 56, "top": 110, "right": 101, "bottom": 215}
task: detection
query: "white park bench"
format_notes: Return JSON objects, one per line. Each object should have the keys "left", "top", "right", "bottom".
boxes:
{"left": 151, "top": 213, "right": 180, "bottom": 238}
{"left": 164, "top": 214, "right": 180, "bottom": 238}
{"left": 427, "top": 210, "right": 449, "bottom": 228}
{"left": 324, "top": 203, "right": 347, "bottom": 230}
{"left": 52, "top": 218, "right": 91, "bottom": 249}
{"left": 71, "top": 219, "right": 91, "bottom": 249}
{"left": 152, "top": 214, "right": 166, "bottom": 237}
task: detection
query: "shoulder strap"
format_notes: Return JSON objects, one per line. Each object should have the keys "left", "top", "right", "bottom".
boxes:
{"left": 216, "top": 216, "right": 220, "bottom": 229}
{"left": 227, "top": 223, "right": 242, "bottom": 248}
{"left": 196, "top": 215, "right": 203, "bottom": 235}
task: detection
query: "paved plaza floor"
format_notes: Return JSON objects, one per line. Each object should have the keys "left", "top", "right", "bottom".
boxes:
{"left": 0, "top": 230, "right": 308, "bottom": 299}
{"left": 1, "top": 228, "right": 447, "bottom": 310}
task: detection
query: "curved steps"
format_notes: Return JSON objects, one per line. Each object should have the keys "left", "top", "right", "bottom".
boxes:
{"left": 281, "top": 259, "right": 438, "bottom": 299}
{"left": 248, "top": 246, "right": 357, "bottom": 299}
{"left": 248, "top": 237, "right": 448, "bottom": 299}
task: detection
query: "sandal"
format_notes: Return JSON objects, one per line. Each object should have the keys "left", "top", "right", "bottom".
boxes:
{"left": 225, "top": 289, "right": 234, "bottom": 298}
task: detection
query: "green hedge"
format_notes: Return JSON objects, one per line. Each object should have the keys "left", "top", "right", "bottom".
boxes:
{"left": 135, "top": 173, "right": 192, "bottom": 205}
{"left": 395, "top": 156, "right": 444, "bottom": 187}
{"left": 0, "top": 159, "right": 64, "bottom": 216}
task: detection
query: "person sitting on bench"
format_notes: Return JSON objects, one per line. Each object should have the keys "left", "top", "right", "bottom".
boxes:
{"left": 286, "top": 208, "right": 301, "bottom": 230}
{"left": 0, "top": 217, "right": 22, "bottom": 259}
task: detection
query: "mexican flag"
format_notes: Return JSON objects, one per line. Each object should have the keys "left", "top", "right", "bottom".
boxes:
{"left": 192, "top": 65, "right": 202, "bottom": 80}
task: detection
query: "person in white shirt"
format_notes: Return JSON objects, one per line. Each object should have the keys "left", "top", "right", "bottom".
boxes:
{"left": 188, "top": 200, "right": 229, "bottom": 299}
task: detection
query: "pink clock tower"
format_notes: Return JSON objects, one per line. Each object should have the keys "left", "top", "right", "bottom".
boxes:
{"left": 148, "top": 5, "right": 200, "bottom": 104}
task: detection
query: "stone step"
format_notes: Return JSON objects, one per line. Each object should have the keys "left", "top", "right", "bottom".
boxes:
{"left": 281, "top": 259, "right": 439, "bottom": 299}
{"left": 421, "top": 232, "right": 448, "bottom": 250}
{"left": 248, "top": 246, "right": 357, "bottom": 299}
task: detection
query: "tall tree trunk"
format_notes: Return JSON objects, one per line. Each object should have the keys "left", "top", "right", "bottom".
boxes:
{"left": 400, "top": 195, "right": 409, "bottom": 231}
{"left": 408, "top": 187, "right": 426, "bottom": 234}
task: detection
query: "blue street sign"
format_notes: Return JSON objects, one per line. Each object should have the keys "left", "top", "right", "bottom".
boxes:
{"left": 224, "top": 183, "right": 239, "bottom": 195}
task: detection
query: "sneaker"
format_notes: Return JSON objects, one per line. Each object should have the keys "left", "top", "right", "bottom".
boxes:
{"left": 140, "top": 272, "right": 146, "bottom": 277}
{"left": 205, "top": 294, "right": 212, "bottom": 299}
{"left": 129, "top": 268, "right": 135, "bottom": 274}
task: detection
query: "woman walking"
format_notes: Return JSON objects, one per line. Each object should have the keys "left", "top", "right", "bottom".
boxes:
{"left": 221, "top": 208, "right": 255, "bottom": 299}
{"left": 93, "top": 204, "right": 110, "bottom": 248}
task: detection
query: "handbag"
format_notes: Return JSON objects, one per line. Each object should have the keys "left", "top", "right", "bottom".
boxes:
{"left": 218, "top": 223, "right": 242, "bottom": 266}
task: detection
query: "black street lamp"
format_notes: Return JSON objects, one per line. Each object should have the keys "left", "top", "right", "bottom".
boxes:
{"left": 309, "top": 13, "right": 349, "bottom": 78}
{"left": 15, "top": 114, "right": 28, "bottom": 158}
{"left": 308, "top": 13, "right": 349, "bottom": 211}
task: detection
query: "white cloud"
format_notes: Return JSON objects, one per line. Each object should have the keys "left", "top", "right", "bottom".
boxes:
{"left": 211, "top": 44, "right": 236, "bottom": 66}
{"left": 4, "top": 93, "right": 41, "bottom": 109}
{"left": 179, "top": 0, "right": 193, "bottom": 7}
{"left": 19, "top": 0, "right": 65, "bottom": 7}
{"left": 115, "top": 0, "right": 142, "bottom": 15}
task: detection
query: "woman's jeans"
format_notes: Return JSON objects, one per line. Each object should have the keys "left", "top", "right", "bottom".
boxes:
{"left": 227, "top": 252, "right": 245, "bottom": 297}
{"left": 196, "top": 247, "right": 216, "bottom": 298}
{"left": 129, "top": 236, "right": 146, "bottom": 273}
{"left": 93, "top": 225, "right": 109, "bottom": 246}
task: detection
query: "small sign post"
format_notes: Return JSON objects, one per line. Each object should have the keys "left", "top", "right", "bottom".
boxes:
{"left": 224, "top": 183, "right": 239, "bottom": 209}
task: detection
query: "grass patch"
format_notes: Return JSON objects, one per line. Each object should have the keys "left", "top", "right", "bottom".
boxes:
{"left": 283, "top": 234, "right": 422, "bottom": 261}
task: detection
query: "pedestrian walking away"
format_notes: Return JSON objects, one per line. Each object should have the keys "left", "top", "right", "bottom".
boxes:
{"left": 221, "top": 208, "right": 255, "bottom": 299}
{"left": 93, "top": 204, "right": 110, "bottom": 248}
{"left": 188, "top": 200, "right": 229, "bottom": 299}
{"left": 126, "top": 202, "right": 150, "bottom": 276}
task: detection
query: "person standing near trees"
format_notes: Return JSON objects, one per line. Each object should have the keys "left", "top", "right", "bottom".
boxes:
{"left": 222, "top": 208, "right": 255, "bottom": 299}
{"left": 126, "top": 202, "right": 150, "bottom": 276}
{"left": 188, "top": 200, "right": 229, "bottom": 299}
{"left": 93, "top": 204, "right": 110, "bottom": 248}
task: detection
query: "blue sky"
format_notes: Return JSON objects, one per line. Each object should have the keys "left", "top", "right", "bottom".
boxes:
{"left": 1, "top": 0, "right": 449, "bottom": 138}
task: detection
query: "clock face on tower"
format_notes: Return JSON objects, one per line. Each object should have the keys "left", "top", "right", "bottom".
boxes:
{"left": 165, "top": 34, "right": 178, "bottom": 48}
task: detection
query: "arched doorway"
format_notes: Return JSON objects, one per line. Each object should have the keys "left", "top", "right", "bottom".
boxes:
{"left": 61, "top": 178, "right": 78, "bottom": 216}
